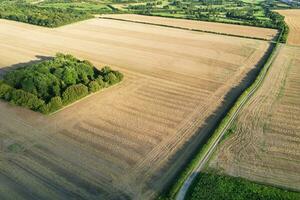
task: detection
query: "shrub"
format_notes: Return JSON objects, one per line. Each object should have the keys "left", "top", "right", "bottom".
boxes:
{"left": 88, "top": 81, "right": 101, "bottom": 93}
{"left": 101, "top": 66, "right": 112, "bottom": 75}
{"left": 62, "top": 84, "right": 88, "bottom": 105}
{"left": 186, "top": 172, "right": 300, "bottom": 200}
{"left": 9, "top": 89, "right": 45, "bottom": 110}
{"left": 104, "top": 72, "right": 119, "bottom": 85}
{"left": 96, "top": 76, "right": 106, "bottom": 88}
{"left": 0, "top": 82, "right": 13, "bottom": 98}
{"left": 114, "top": 71, "right": 124, "bottom": 81}
{"left": 48, "top": 96, "right": 63, "bottom": 112}
{"left": 39, "top": 96, "right": 63, "bottom": 114}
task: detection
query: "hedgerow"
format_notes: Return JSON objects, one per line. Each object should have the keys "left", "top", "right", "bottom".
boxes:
{"left": 186, "top": 172, "right": 300, "bottom": 200}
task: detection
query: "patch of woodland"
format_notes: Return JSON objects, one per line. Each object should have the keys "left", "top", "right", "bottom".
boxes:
{"left": 0, "top": 3, "right": 92, "bottom": 27}
{"left": 0, "top": 53, "right": 123, "bottom": 114}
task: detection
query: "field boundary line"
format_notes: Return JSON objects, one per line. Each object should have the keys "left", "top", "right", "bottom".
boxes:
{"left": 174, "top": 43, "right": 281, "bottom": 200}
{"left": 155, "top": 29, "right": 283, "bottom": 199}
{"left": 98, "top": 16, "right": 274, "bottom": 42}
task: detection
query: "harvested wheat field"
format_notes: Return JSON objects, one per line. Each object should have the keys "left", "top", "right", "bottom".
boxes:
{"left": 276, "top": 9, "right": 300, "bottom": 46}
{"left": 101, "top": 14, "right": 278, "bottom": 41}
{"left": 210, "top": 44, "right": 300, "bottom": 191}
{"left": 0, "top": 18, "right": 271, "bottom": 199}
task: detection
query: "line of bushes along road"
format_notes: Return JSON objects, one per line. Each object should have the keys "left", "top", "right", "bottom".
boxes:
{"left": 0, "top": 53, "right": 123, "bottom": 114}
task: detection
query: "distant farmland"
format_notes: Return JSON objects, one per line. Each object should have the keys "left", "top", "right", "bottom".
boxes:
{"left": 276, "top": 9, "right": 300, "bottom": 46}
{"left": 101, "top": 14, "right": 278, "bottom": 41}
{"left": 210, "top": 45, "right": 300, "bottom": 192}
{"left": 0, "top": 18, "right": 271, "bottom": 199}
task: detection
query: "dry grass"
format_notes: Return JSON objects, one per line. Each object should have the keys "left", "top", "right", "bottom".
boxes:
{"left": 101, "top": 14, "right": 278, "bottom": 41}
{"left": 276, "top": 10, "right": 300, "bottom": 46}
{"left": 0, "top": 18, "right": 270, "bottom": 199}
{"left": 210, "top": 45, "right": 300, "bottom": 191}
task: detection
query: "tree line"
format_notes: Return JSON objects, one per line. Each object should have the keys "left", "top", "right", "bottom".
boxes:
{"left": 0, "top": 3, "right": 91, "bottom": 27}
{"left": 185, "top": 172, "right": 300, "bottom": 200}
{"left": 0, "top": 53, "right": 123, "bottom": 114}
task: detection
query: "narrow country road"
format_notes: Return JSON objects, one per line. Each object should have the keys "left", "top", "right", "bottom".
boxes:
{"left": 176, "top": 43, "right": 282, "bottom": 200}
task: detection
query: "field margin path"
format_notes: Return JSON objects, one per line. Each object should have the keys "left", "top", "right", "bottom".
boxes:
{"left": 175, "top": 43, "right": 282, "bottom": 200}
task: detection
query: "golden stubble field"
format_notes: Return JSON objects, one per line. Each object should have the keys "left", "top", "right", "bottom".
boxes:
{"left": 101, "top": 14, "right": 278, "bottom": 40}
{"left": 209, "top": 9, "right": 300, "bottom": 192}
{"left": 0, "top": 18, "right": 271, "bottom": 199}
{"left": 210, "top": 45, "right": 300, "bottom": 191}
{"left": 276, "top": 9, "right": 300, "bottom": 46}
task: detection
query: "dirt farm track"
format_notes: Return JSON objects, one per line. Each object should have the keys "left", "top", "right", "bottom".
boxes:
{"left": 0, "top": 18, "right": 271, "bottom": 199}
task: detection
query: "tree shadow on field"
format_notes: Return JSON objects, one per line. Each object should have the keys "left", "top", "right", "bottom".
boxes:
{"left": 148, "top": 42, "right": 276, "bottom": 197}
{"left": 0, "top": 55, "right": 53, "bottom": 78}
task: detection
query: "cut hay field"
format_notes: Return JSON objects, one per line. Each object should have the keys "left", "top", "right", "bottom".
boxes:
{"left": 209, "top": 44, "right": 300, "bottom": 191}
{"left": 0, "top": 18, "right": 271, "bottom": 199}
{"left": 101, "top": 14, "right": 278, "bottom": 41}
{"left": 276, "top": 9, "right": 300, "bottom": 46}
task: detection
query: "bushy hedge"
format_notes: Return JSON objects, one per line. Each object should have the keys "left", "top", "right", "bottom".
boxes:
{"left": 0, "top": 53, "right": 123, "bottom": 114}
{"left": 62, "top": 84, "right": 88, "bottom": 105}
{"left": 186, "top": 172, "right": 300, "bottom": 200}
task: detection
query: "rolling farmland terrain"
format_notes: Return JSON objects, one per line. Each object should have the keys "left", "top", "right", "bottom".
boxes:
{"left": 0, "top": 17, "right": 272, "bottom": 199}
{"left": 209, "top": 9, "right": 300, "bottom": 193}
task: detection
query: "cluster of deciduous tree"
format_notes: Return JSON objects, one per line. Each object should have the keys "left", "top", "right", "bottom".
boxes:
{"left": 0, "top": 3, "right": 91, "bottom": 27}
{"left": 0, "top": 53, "right": 123, "bottom": 114}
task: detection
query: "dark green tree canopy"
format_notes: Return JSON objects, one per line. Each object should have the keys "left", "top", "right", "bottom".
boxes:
{"left": 0, "top": 53, "right": 123, "bottom": 114}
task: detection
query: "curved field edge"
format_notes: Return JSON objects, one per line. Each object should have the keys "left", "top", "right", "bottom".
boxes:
{"left": 185, "top": 172, "right": 300, "bottom": 200}
{"left": 157, "top": 26, "right": 284, "bottom": 200}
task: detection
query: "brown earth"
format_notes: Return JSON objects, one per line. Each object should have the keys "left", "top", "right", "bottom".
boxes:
{"left": 276, "top": 9, "right": 300, "bottom": 46}
{"left": 209, "top": 45, "right": 300, "bottom": 191}
{"left": 0, "top": 18, "right": 270, "bottom": 199}
{"left": 101, "top": 14, "right": 278, "bottom": 41}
